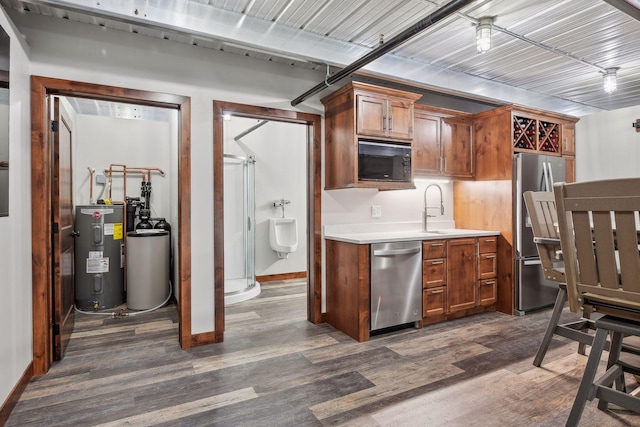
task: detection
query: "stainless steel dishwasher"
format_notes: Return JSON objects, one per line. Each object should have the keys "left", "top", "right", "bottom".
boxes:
{"left": 370, "top": 241, "right": 422, "bottom": 331}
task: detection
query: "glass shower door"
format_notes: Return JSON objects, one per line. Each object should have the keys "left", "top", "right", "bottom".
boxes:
{"left": 223, "top": 155, "right": 256, "bottom": 296}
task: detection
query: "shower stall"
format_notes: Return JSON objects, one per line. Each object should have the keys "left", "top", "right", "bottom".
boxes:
{"left": 223, "top": 154, "right": 261, "bottom": 305}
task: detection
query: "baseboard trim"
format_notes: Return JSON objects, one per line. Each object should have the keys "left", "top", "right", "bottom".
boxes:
{"left": 256, "top": 271, "right": 307, "bottom": 283}
{"left": 0, "top": 361, "right": 33, "bottom": 424}
{"left": 190, "top": 331, "right": 220, "bottom": 347}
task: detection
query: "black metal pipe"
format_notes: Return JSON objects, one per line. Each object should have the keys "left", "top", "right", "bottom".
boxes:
{"left": 291, "top": 0, "right": 476, "bottom": 107}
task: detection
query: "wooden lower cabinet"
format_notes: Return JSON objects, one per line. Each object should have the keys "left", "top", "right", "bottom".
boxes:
{"left": 325, "top": 235, "right": 500, "bottom": 341}
{"left": 447, "top": 238, "right": 478, "bottom": 313}
{"left": 423, "top": 286, "right": 446, "bottom": 317}
{"left": 479, "top": 279, "right": 497, "bottom": 306}
{"left": 423, "top": 236, "right": 498, "bottom": 325}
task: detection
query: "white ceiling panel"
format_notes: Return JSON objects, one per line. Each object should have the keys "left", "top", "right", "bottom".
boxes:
{"left": 3, "top": 0, "right": 640, "bottom": 115}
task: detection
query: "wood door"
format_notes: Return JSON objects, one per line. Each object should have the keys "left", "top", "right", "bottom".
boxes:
{"left": 52, "top": 97, "right": 75, "bottom": 360}
{"left": 387, "top": 97, "right": 414, "bottom": 141}
{"left": 442, "top": 117, "right": 474, "bottom": 178}
{"left": 446, "top": 238, "right": 477, "bottom": 313}
{"left": 356, "top": 93, "right": 387, "bottom": 138}
{"left": 413, "top": 110, "right": 441, "bottom": 175}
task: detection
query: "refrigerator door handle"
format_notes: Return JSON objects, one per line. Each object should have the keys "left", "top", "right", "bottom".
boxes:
{"left": 524, "top": 259, "right": 543, "bottom": 266}
{"left": 547, "top": 161, "right": 555, "bottom": 188}
{"left": 539, "top": 161, "right": 548, "bottom": 191}
{"left": 543, "top": 162, "right": 552, "bottom": 192}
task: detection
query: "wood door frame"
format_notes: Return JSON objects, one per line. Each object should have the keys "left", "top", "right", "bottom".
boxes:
{"left": 212, "top": 101, "right": 322, "bottom": 342}
{"left": 31, "top": 76, "right": 192, "bottom": 375}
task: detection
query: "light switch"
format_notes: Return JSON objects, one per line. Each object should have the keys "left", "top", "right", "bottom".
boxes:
{"left": 371, "top": 205, "right": 382, "bottom": 218}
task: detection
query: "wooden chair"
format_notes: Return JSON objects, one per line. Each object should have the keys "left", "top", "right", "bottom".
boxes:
{"left": 554, "top": 178, "right": 640, "bottom": 426}
{"left": 523, "top": 191, "right": 596, "bottom": 367}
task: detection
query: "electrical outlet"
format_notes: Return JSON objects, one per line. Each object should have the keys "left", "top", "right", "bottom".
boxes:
{"left": 371, "top": 205, "right": 382, "bottom": 218}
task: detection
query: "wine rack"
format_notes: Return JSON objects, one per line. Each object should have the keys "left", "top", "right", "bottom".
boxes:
{"left": 538, "top": 120, "right": 559, "bottom": 153}
{"left": 513, "top": 115, "right": 560, "bottom": 154}
{"left": 513, "top": 116, "right": 536, "bottom": 150}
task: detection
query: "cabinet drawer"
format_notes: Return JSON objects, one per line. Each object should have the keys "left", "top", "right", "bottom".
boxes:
{"left": 423, "top": 240, "right": 446, "bottom": 259}
{"left": 479, "top": 236, "right": 497, "bottom": 253}
{"left": 478, "top": 279, "right": 497, "bottom": 306}
{"left": 423, "top": 258, "right": 446, "bottom": 288}
{"left": 478, "top": 253, "right": 497, "bottom": 279}
{"left": 423, "top": 286, "right": 446, "bottom": 317}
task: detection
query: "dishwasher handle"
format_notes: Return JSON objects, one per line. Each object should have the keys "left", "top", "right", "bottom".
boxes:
{"left": 373, "top": 247, "right": 421, "bottom": 257}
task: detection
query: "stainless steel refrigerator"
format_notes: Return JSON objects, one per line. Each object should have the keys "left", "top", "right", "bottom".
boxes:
{"left": 513, "top": 152, "right": 565, "bottom": 314}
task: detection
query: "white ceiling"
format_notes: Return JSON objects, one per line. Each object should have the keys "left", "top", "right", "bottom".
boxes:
{"left": 3, "top": 0, "right": 640, "bottom": 116}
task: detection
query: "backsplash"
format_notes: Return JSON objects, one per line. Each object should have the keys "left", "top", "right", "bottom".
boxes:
{"left": 322, "top": 179, "right": 454, "bottom": 226}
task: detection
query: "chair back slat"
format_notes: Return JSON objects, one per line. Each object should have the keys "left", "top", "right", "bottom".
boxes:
{"left": 591, "top": 211, "right": 617, "bottom": 289}
{"left": 616, "top": 211, "right": 640, "bottom": 292}
{"left": 523, "top": 191, "right": 564, "bottom": 283}
{"left": 554, "top": 178, "right": 640, "bottom": 317}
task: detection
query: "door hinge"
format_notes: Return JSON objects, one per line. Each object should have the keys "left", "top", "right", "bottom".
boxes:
{"left": 52, "top": 323, "right": 60, "bottom": 336}
{"left": 51, "top": 120, "right": 59, "bottom": 132}
{"left": 52, "top": 222, "right": 59, "bottom": 234}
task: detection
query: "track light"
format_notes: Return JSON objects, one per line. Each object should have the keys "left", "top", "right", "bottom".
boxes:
{"left": 603, "top": 68, "right": 618, "bottom": 94}
{"left": 476, "top": 17, "right": 493, "bottom": 53}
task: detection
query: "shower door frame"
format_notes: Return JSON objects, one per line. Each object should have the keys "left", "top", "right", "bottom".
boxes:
{"left": 213, "top": 101, "right": 322, "bottom": 341}
{"left": 223, "top": 154, "right": 257, "bottom": 294}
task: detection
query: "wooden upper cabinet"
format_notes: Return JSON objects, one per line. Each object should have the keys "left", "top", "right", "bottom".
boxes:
{"left": 413, "top": 110, "right": 441, "bottom": 175}
{"left": 442, "top": 117, "right": 474, "bottom": 178}
{"left": 413, "top": 105, "right": 474, "bottom": 179}
{"left": 473, "top": 105, "right": 579, "bottom": 181}
{"left": 387, "top": 97, "right": 415, "bottom": 140}
{"left": 356, "top": 93, "right": 387, "bottom": 138}
{"left": 562, "top": 123, "right": 575, "bottom": 155}
{"left": 321, "top": 82, "right": 421, "bottom": 190}
{"left": 356, "top": 91, "right": 416, "bottom": 141}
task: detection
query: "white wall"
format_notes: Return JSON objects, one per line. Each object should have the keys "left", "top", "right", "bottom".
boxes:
{"left": 9, "top": 11, "right": 325, "bottom": 335}
{"left": 323, "top": 179, "right": 455, "bottom": 227}
{"left": 225, "top": 118, "right": 308, "bottom": 277}
{"left": 0, "top": 8, "right": 32, "bottom": 412}
{"left": 72, "top": 114, "right": 173, "bottom": 221}
{"left": 576, "top": 105, "right": 640, "bottom": 181}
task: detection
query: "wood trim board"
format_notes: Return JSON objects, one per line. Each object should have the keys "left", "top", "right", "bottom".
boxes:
{"left": 30, "top": 76, "right": 192, "bottom": 375}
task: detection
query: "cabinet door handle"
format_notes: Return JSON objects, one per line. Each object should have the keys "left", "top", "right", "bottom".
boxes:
{"left": 484, "top": 239, "right": 496, "bottom": 242}
{"left": 388, "top": 115, "right": 393, "bottom": 131}
{"left": 483, "top": 281, "right": 496, "bottom": 285}
{"left": 430, "top": 243, "right": 444, "bottom": 247}
{"left": 430, "top": 289, "right": 444, "bottom": 294}
{"left": 429, "top": 261, "right": 444, "bottom": 265}
{"left": 484, "top": 255, "right": 496, "bottom": 259}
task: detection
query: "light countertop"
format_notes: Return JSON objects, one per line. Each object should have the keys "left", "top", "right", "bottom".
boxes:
{"left": 324, "top": 222, "right": 499, "bottom": 244}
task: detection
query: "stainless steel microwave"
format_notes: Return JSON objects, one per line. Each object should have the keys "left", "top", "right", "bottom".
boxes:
{"left": 358, "top": 140, "right": 412, "bottom": 182}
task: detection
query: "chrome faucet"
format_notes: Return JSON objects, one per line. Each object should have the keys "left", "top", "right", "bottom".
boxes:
{"left": 423, "top": 184, "right": 444, "bottom": 232}
{"left": 273, "top": 198, "right": 291, "bottom": 218}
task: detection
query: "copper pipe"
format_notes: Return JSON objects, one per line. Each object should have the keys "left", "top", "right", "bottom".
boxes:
{"left": 87, "top": 167, "right": 95, "bottom": 204}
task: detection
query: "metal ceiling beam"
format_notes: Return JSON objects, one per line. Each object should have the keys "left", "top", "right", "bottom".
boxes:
{"left": 290, "top": 0, "right": 476, "bottom": 106}
{"left": 602, "top": 0, "right": 640, "bottom": 22}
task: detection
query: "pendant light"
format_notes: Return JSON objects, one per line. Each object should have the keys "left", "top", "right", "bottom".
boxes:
{"left": 476, "top": 17, "right": 493, "bottom": 53}
{"left": 603, "top": 68, "right": 618, "bottom": 94}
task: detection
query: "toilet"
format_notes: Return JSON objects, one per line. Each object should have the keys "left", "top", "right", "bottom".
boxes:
{"left": 269, "top": 218, "right": 298, "bottom": 259}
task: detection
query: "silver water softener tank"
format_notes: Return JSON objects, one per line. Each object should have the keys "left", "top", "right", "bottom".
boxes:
{"left": 74, "top": 205, "right": 125, "bottom": 310}
{"left": 126, "top": 229, "right": 170, "bottom": 310}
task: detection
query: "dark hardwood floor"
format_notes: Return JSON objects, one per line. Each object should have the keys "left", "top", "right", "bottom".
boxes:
{"left": 7, "top": 280, "right": 640, "bottom": 426}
